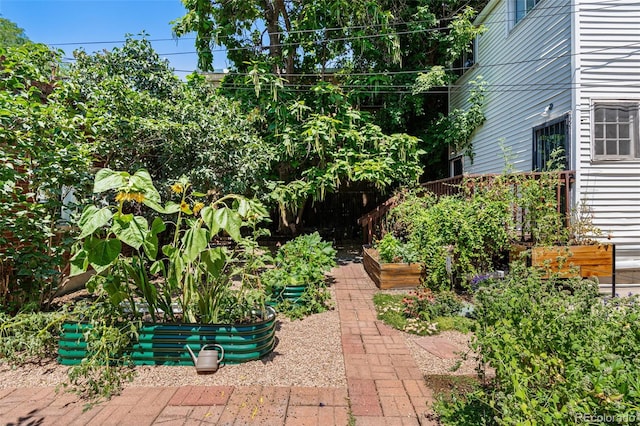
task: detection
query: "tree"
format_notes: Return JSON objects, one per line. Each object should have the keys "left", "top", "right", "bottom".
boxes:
{"left": 70, "top": 35, "right": 271, "bottom": 196}
{"left": 0, "top": 17, "right": 29, "bottom": 47}
{"left": 217, "top": 66, "right": 424, "bottom": 233}
{"left": 172, "top": 1, "right": 488, "bottom": 231}
{"left": 172, "top": 0, "right": 401, "bottom": 75}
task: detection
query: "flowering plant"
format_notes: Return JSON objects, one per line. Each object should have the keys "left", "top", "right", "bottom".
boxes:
{"left": 70, "top": 169, "right": 270, "bottom": 323}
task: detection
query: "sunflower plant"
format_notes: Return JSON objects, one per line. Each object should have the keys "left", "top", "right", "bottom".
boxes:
{"left": 70, "top": 168, "right": 270, "bottom": 324}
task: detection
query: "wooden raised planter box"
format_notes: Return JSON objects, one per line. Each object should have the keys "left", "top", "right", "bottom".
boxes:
{"left": 512, "top": 243, "right": 616, "bottom": 294}
{"left": 362, "top": 246, "right": 423, "bottom": 290}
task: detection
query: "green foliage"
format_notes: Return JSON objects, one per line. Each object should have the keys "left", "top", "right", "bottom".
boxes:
{"left": 0, "top": 309, "right": 68, "bottom": 363}
{"left": 0, "top": 43, "right": 94, "bottom": 312}
{"left": 373, "top": 293, "right": 409, "bottom": 331}
{"left": 435, "top": 315, "right": 476, "bottom": 334}
{"left": 61, "top": 301, "right": 139, "bottom": 410}
{"left": 71, "top": 168, "right": 271, "bottom": 324}
{"left": 439, "top": 265, "right": 640, "bottom": 425}
{"left": 173, "top": 0, "right": 401, "bottom": 74}
{"left": 387, "top": 187, "right": 511, "bottom": 291}
{"left": 510, "top": 172, "right": 567, "bottom": 245}
{"left": 425, "top": 78, "right": 486, "bottom": 162}
{"left": 0, "top": 300, "right": 137, "bottom": 408}
{"left": 70, "top": 35, "right": 270, "bottom": 197}
{"left": 274, "top": 285, "right": 334, "bottom": 321}
{"left": 174, "top": 0, "right": 494, "bottom": 180}
{"left": 375, "top": 233, "right": 420, "bottom": 263}
{"left": 439, "top": 7, "right": 487, "bottom": 65}
{"left": 0, "top": 17, "right": 29, "bottom": 47}
{"left": 174, "top": 0, "right": 493, "bottom": 185}
{"left": 253, "top": 81, "right": 425, "bottom": 233}
{"left": 262, "top": 232, "right": 337, "bottom": 319}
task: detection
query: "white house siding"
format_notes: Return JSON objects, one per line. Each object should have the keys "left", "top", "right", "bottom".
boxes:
{"left": 450, "top": 0, "right": 573, "bottom": 174}
{"left": 575, "top": 0, "right": 640, "bottom": 263}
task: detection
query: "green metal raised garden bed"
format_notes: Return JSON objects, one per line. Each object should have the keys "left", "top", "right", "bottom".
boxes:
{"left": 58, "top": 307, "right": 276, "bottom": 366}
{"left": 269, "top": 284, "right": 307, "bottom": 305}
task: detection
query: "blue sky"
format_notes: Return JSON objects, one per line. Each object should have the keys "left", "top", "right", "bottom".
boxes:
{"left": 0, "top": 0, "right": 229, "bottom": 78}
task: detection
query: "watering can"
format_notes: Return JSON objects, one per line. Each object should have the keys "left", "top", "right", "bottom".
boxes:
{"left": 185, "top": 344, "right": 225, "bottom": 373}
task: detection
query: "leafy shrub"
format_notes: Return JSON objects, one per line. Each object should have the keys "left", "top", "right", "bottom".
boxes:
{"left": 62, "top": 301, "right": 140, "bottom": 409}
{"left": 262, "top": 232, "right": 337, "bottom": 319}
{"left": 0, "top": 43, "right": 93, "bottom": 313}
{"left": 438, "top": 264, "right": 640, "bottom": 424}
{"left": 0, "top": 310, "right": 68, "bottom": 362}
{"left": 375, "top": 233, "right": 420, "bottom": 263}
{"left": 0, "top": 300, "right": 138, "bottom": 409}
{"left": 387, "top": 190, "right": 511, "bottom": 290}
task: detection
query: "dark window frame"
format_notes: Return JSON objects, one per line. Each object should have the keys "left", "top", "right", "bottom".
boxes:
{"left": 532, "top": 114, "right": 570, "bottom": 171}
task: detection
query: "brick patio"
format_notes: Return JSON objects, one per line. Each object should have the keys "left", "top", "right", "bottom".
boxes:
{"left": 0, "top": 260, "right": 441, "bottom": 425}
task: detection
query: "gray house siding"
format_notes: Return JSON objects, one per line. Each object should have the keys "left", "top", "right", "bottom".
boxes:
{"left": 575, "top": 0, "right": 640, "bottom": 262}
{"left": 450, "top": 0, "right": 572, "bottom": 174}
{"left": 450, "top": 0, "right": 640, "bottom": 265}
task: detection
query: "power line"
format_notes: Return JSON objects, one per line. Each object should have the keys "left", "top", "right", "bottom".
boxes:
{"left": 48, "top": 0, "right": 631, "bottom": 57}
{"left": 47, "top": 19, "right": 439, "bottom": 48}
{"left": 169, "top": 40, "right": 640, "bottom": 77}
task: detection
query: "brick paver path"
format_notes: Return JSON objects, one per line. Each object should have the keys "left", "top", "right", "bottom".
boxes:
{"left": 0, "top": 260, "right": 438, "bottom": 425}
{"left": 334, "top": 261, "right": 437, "bottom": 425}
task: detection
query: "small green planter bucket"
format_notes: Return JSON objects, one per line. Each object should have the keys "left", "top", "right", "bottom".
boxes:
{"left": 58, "top": 306, "right": 276, "bottom": 366}
{"left": 269, "top": 284, "right": 308, "bottom": 305}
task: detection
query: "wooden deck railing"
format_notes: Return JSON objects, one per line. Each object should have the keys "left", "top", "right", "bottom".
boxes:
{"left": 357, "top": 170, "right": 575, "bottom": 244}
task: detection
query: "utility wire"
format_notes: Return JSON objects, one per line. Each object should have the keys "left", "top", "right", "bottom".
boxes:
{"left": 49, "top": 0, "right": 631, "bottom": 54}
{"left": 63, "top": 39, "right": 640, "bottom": 78}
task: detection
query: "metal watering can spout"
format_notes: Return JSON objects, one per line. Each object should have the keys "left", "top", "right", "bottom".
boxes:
{"left": 185, "top": 344, "right": 225, "bottom": 373}
{"left": 185, "top": 345, "right": 198, "bottom": 364}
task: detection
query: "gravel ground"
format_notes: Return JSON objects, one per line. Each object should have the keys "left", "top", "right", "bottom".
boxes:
{"left": 0, "top": 262, "right": 479, "bottom": 389}
{"left": 0, "top": 290, "right": 346, "bottom": 390}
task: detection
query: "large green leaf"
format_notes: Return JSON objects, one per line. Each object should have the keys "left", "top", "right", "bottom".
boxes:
{"left": 142, "top": 198, "right": 166, "bottom": 214}
{"left": 111, "top": 214, "right": 148, "bottom": 250}
{"left": 163, "top": 201, "right": 181, "bottom": 214}
{"left": 85, "top": 237, "right": 121, "bottom": 274}
{"left": 218, "top": 207, "right": 242, "bottom": 241}
{"left": 69, "top": 249, "right": 89, "bottom": 276}
{"left": 78, "top": 205, "right": 113, "bottom": 239}
{"left": 236, "top": 198, "right": 251, "bottom": 218}
{"left": 143, "top": 217, "right": 166, "bottom": 259}
{"left": 201, "top": 247, "right": 227, "bottom": 278}
{"left": 93, "top": 168, "right": 128, "bottom": 193}
{"left": 150, "top": 259, "right": 166, "bottom": 276}
{"left": 181, "top": 228, "right": 209, "bottom": 263}
{"left": 129, "top": 169, "right": 161, "bottom": 203}
{"left": 203, "top": 206, "right": 242, "bottom": 241}
{"left": 201, "top": 206, "right": 219, "bottom": 235}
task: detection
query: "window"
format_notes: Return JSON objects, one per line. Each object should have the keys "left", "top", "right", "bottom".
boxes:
{"left": 533, "top": 115, "right": 569, "bottom": 171}
{"left": 593, "top": 103, "right": 639, "bottom": 160}
{"left": 450, "top": 156, "right": 463, "bottom": 176}
{"left": 515, "top": 0, "right": 541, "bottom": 24}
